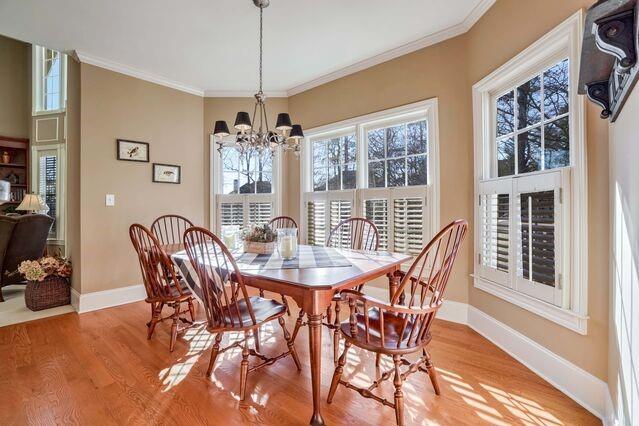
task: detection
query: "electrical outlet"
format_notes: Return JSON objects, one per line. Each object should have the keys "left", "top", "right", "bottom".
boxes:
{"left": 105, "top": 194, "right": 115, "bottom": 206}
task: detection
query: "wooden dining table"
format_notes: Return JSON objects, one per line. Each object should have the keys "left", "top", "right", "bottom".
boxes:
{"left": 164, "top": 243, "right": 412, "bottom": 426}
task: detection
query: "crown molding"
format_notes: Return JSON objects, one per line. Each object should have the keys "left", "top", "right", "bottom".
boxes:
{"left": 74, "top": 50, "right": 205, "bottom": 97}
{"left": 203, "top": 90, "right": 289, "bottom": 98}
{"left": 286, "top": 0, "right": 496, "bottom": 96}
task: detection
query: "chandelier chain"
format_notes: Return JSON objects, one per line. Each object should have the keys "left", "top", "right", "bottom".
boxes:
{"left": 259, "top": 5, "right": 263, "bottom": 94}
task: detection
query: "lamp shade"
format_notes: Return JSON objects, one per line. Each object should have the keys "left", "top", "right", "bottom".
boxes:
{"left": 0, "top": 180, "right": 10, "bottom": 205}
{"left": 16, "top": 194, "right": 47, "bottom": 212}
{"left": 213, "top": 120, "right": 230, "bottom": 137}
{"left": 234, "top": 112, "right": 252, "bottom": 132}
{"left": 289, "top": 124, "right": 304, "bottom": 139}
{"left": 275, "top": 113, "right": 292, "bottom": 131}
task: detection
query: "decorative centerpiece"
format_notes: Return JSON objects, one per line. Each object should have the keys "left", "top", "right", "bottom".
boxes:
{"left": 277, "top": 228, "right": 298, "bottom": 260}
{"left": 242, "top": 224, "right": 277, "bottom": 254}
{"left": 17, "top": 256, "right": 72, "bottom": 311}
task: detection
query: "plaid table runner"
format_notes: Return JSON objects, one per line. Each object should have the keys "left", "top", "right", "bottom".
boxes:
{"left": 235, "top": 245, "right": 351, "bottom": 270}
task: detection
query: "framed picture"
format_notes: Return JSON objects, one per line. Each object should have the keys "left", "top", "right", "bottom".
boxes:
{"left": 152, "top": 163, "right": 181, "bottom": 184}
{"left": 117, "top": 139, "right": 149, "bottom": 162}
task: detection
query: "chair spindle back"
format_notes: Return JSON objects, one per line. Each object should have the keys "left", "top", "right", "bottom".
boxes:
{"left": 183, "top": 226, "right": 256, "bottom": 330}
{"left": 268, "top": 216, "right": 298, "bottom": 231}
{"left": 151, "top": 214, "right": 194, "bottom": 246}
{"left": 326, "top": 217, "right": 380, "bottom": 251}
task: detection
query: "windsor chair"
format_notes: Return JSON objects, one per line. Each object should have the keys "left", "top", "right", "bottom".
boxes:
{"left": 151, "top": 214, "right": 194, "bottom": 246}
{"left": 291, "top": 217, "right": 380, "bottom": 364}
{"left": 182, "top": 226, "right": 301, "bottom": 401}
{"left": 129, "top": 224, "right": 195, "bottom": 352}
{"left": 327, "top": 219, "right": 468, "bottom": 425}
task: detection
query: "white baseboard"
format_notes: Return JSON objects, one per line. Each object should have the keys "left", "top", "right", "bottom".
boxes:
{"left": 72, "top": 284, "right": 146, "bottom": 314}
{"left": 467, "top": 306, "right": 609, "bottom": 422}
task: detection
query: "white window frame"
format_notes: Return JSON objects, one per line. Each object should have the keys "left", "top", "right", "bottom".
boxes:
{"left": 300, "top": 98, "right": 440, "bottom": 253}
{"left": 31, "top": 143, "right": 66, "bottom": 245}
{"left": 32, "top": 46, "right": 67, "bottom": 115}
{"left": 472, "top": 11, "right": 588, "bottom": 334}
{"left": 209, "top": 136, "right": 283, "bottom": 233}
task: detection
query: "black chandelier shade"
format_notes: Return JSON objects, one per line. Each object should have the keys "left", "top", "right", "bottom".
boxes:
{"left": 289, "top": 124, "right": 304, "bottom": 139}
{"left": 213, "top": 120, "right": 230, "bottom": 137}
{"left": 234, "top": 111, "right": 252, "bottom": 131}
{"left": 275, "top": 113, "right": 292, "bottom": 130}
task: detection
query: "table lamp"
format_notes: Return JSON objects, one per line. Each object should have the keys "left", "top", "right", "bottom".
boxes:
{"left": 16, "top": 193, "right": 49, "bottom": 214}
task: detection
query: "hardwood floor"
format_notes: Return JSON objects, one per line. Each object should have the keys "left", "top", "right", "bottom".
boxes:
{"left": 0, "top": 300, "right": 599, "bottom": 425}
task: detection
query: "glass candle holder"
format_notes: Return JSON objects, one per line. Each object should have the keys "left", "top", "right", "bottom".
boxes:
{"left": 222, "top": 225, "right": 239, "bottom": 250}
{"left": 277, "top": 228, "right": 298, "bottom": 260}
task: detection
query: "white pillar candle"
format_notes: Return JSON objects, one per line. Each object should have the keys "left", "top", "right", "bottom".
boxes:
{"left": 279, "top": 235, "right": 296, "bottom": 259}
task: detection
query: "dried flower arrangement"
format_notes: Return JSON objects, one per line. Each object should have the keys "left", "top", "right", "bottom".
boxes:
{"left": 17, "top": 256, "right": 72, "bottom": 282}
{"left": 242, "top": 224, "right": 277, "bottom": 254}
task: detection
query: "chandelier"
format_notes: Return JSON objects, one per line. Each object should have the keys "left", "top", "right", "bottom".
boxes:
{"left": 213, "top": 0, "right": 303, "bottom": 157}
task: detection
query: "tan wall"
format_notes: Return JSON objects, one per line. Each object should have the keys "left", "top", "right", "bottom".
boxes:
{"left": 202, "top": 97, "right": 290, "bottom": 226}
{"left": 0, "top": 34, "right": 30, "bottom": 138}
{"left": 79, "top": 64, "right": 204, "bottom": 293}
{"left": 66, "top": 58, "right": 81, "bottom": 291}
{"left": 607, "top": 85, "right": 639, "bottom": 423}
{"left": 288, "top": 0, "right": 609, "bottom": 379}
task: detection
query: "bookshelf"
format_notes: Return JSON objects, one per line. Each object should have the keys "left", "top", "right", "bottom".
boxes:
{"left": 0, "top": 135, "right": 29, "bottom": 212}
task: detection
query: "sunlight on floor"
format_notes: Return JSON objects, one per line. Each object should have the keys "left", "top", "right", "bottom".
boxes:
{"left": 480, "top": 383, "right": 562, "bottom": 426}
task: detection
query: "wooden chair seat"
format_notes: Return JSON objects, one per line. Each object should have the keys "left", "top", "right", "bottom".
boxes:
{"left": 339, "top": 310, "right": 431, "bottom": 352}
{"left": 219, "top": 296, "right": 287, "bottom": 329}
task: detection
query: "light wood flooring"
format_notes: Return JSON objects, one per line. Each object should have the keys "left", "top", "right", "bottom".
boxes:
{"left": 0, "top": 300, "right": 600, "bottom": 425}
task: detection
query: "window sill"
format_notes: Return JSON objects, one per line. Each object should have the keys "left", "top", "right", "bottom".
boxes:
{"left": 473, "top": 275, "right": 588, "bottom": 335}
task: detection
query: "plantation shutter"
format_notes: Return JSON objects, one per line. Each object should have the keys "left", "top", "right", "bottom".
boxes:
{"left": 477, "top": 179, "right": 512, "bottom": 286}
{"left": 220, "top": 202, "right": 244, "bottom": 232}
{"left": 329, "top": 200, "right": 352, "bottom": 248}
{"left": 248, "top": 202, "right": 272, "bottom": 226}
{"left": 37, "top": 152, "right": 58, "bottom": 237}
{"left": 513, "top": 172, "right": 563, "bottom": 306}
{"left": 364, "top": 199, "right": 389, "bottom": 250}
{"left": 393, "top": 197, "right": 424, "bottom": 256}
{"left": 306, "top": 200, "right": 326, "bottom": 246}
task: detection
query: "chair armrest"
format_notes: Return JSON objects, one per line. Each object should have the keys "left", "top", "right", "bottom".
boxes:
{"left": 340, "top": 289, "right": 437, "bottom": 316}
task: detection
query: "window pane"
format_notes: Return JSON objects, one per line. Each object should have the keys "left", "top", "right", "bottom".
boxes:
{"left": 368, "top": 129, "right": 385, "bottom": 160}
{"left": 496, "top": 91, "right": 515, "bottom": 136}
{"left": 328, "top": 138, "right": 341, "bottom": 165}
{"left": 328, "top": 165, "right": 341, "bottom": 191}
{"left": 387, "top": 158, "right": 405, "bottom": 187}
{"left": 255, "top": 172, "right": 272, "bottom": 193}
{"left": 342, "top": 164, "right": 356, "bottom": 189}
{"left": 364, "top": 199, "right": 389, "bottom": 250}
{"left": 223, "top": 171, "right": 239, "bottom": 194}
{"left": 342, "top": 135, "right": 356, "bottom": 163}
{"left": 239, "top": 173, "right": 254, "bottom": 193}
{"left": 261, "top": 151, "right": 273, "bottom": 172}
{"left": 517, "top": 76, "right": 541, "bottom": 129}
{"left": 518, "top": 191, "right": 556, "bottom": 287}
{"left": 407, "top": 120, "right": 428, "bottom": 155}
{"left": 313, "top": 140, "right": 327, "bottom": 191}
{"left": 368, "top": 160, "right": 385, "bottom": 187}
{"left": 517, "top": 127, "right": 541, "bottom": 173}
{"left": 544, "top": 117, "right": 569, "bottom": 169}
{"left": 386, "top": 125, "right": 405, "bottom": 158}
{"left": 544, "top": 59, "right": 569, "bottom": 119}
{"left": 222, "top": 147, "right": 240, "bottom": 171}
{"left": 407, "top": 155, "right": 427, "bottom": 186}
{"left": 497, "top": 137, "right": 515, "bottom": 177}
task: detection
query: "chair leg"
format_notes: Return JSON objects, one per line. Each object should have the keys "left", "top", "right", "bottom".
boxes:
{"left": 187, "top": 299, "right": 196, "bottom": 322}
{"left": 259, "top": 289, "right": 265, "bottom": 297}
{"left": 291, "top": 309, "right": 305, "bottom": 343}
{"left": 393, "top": 354, "right": 404, "bottom": 426}
{"left": 239, "top": 333, "right": 250, "bottom": 401}
{"left": 333, "top": 301, "right": 341, "bottom": 365}
{"left": 253, "top": 327, "right": 261, "bottom": 352}
{"left": 375, "top": 353, "right": 382, "bottom": 368}
{"left": 278, "top": 317, "right": 301, "bottom": 371}
{"left": 327, "top": 341, "right": 351, "bottom": 404}
{"left": 206, "top": 334, "right": 222, "bottom": 377}
{"left": 147, "top": 303, "right": 159, "bottom": 340}
{"left": 169, "top": 303, "right": 181, "bottom": 352}
{"left": 423, "top": 349, "right": 440, "bottom": 395}
{"left": 281, "top": 294, "right": 291, "bottom": 316}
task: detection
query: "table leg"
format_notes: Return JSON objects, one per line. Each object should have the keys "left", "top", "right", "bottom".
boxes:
{"left": 387, "top": 272, "right": 399, "bottom": 301}
{"left": 308, "top": 312, "right": 325, "bottom": 426}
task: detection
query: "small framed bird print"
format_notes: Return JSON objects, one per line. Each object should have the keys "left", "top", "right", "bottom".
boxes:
{"left": 152, "top": 163, "right": 181, "bottom": 184}
{"left": 117, "top": 139, "right": 150, "bottom": 162}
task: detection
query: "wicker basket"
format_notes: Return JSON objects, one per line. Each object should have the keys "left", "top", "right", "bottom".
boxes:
{"left": 243, "top": 240, "right": 276, "bottom": 255}
{"left": 25, "top": 276, "right": 71, "bottom": 311}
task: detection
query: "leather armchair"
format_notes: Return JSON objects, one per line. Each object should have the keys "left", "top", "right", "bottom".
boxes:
{"left": 0, "top": 214, "right": 53, "bottom": 302}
